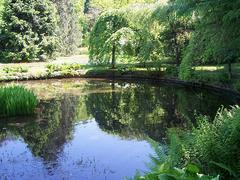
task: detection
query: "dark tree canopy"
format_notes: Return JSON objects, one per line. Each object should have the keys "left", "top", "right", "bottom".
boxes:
{"left": 0, "top": 0, "right": 58, "bottom": 62}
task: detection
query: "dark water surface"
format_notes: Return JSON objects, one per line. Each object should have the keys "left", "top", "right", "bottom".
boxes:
{"left": 0, "top": 79, "right": 239, "bottom": 180}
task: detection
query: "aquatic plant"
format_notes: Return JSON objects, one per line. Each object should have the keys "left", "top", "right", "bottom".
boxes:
{"left": 0, "top": 85, "right": 38, "bottom": 117}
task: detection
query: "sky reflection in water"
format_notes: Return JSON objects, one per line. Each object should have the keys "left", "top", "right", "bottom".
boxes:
{"left": 0, "top": 79, "right": 239, "bottom": 179}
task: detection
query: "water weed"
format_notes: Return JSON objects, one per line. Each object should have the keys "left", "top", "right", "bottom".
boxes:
{"left": 0, "top": 85, "right": 38, "bottom": 117}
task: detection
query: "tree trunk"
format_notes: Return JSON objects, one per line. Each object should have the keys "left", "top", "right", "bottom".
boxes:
{"left": 111, "top": 43, "right": 116, "bottom": 69}
{"left": 174, "top": 36, "right": 180, "bottom": 66}
{"left": 176, "top": 47, "right": 180, "bottom": 66}
{"left": 228, "top": 60, "right": 232, "bottom": 79}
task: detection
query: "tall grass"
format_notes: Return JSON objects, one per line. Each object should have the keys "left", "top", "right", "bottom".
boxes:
{"left": 0, "top": 85, "right": 38, "bottom": 117}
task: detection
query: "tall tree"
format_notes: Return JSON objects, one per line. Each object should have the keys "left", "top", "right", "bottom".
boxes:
{"left": 0, "top": 0, "right": 58, "bottom": 62}
{"left": 52, "top": 0, "right": 81, "bottom": 55}
{"left": 152, "top": 1, "right": 192, "bottom": 66}
{"left": 89, "top": 10, "right": 128, "bottom": 68}
{"left": 83, "top": 0, "right": 90, "bottom": 14}
{"left": 179, "top": 0, "right": 240, "bottom": 79}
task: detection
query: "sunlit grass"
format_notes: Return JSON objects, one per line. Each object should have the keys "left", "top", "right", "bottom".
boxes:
{"left": 0, "top": 85, "right": 38, "bottom": 117}
{"left": 194, "top": 66, "right": 224, "bottom": 71}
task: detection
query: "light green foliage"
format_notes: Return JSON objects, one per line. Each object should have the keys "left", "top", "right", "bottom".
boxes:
{"left": 123, "top": 4, "right": 163, "bottom": 64}
{"left": 165, "top": 106, "right": 240, "bottom": 179}
{"left": 90, "top": 0, "right": 159, "bottom": 10}
{"left": 133, "top": 106, "right": 240, "bottom": 179}
{"left": 133, "top": 163, "right": 219, "bottom": 180}
{"left": 3, "top": 66, "right": 28, "bottom": 74}
{"left": 45, "top": 63, "right": 82, "bottom": 74}
{"left": 0, "top": 0, "right": 59, "bottom": 62}
{"left": 0, "top": 0, "right": 4, "bottom": 24}
{"left": 0, "top": 85, "right": 38, "bottom": 117}
{"left": 192, "top": 106, "right": 240, "bottom": 178}
{"left": 53, "top": 0, "right": 82, "bottom": 55}
{"left": 89, "top": 10, "right": 129, "bottom": 65}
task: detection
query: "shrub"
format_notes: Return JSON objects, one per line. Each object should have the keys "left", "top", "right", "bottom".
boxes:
{"left": 45, "top": 63, "right": 82, "bottom": 74}
{"left": 133, "top": 163, "right": 219, "bottom": 180}
{"left": 0, "top": 85, "right": 38, "bottom": 117}
{"left": 136, "top": 106, "right": 240, "bottom": 179}
{"left": 191, "top": 106, "right": 240, "bottom": 178}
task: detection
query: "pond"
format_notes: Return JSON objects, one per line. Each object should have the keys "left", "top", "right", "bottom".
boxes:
{"left": 0, "top": 79, "right": 239, "bottom": 180}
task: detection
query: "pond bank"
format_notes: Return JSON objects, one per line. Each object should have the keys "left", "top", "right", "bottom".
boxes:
{"left": 1, "top": 69, "right": 240, "bottom": 98}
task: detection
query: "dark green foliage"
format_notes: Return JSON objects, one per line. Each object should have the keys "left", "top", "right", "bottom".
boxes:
{"left": 83, "top": 0, "right": 90, "bottom": 14}
{"left": 179, "top": 0, "right": 240, "bottom": 78}
{"left": 0, "top": 0, "right": 58, "bottom": 62}
{"left": 0, "top": 85, "right": 38, "bottom": 117}
{"left": 152, "top": 1, "right": 193, "bottom": 66}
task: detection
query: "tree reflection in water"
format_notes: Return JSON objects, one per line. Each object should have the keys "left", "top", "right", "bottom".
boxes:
{"left": 0, "top": 79, "right": 239, "bottom": 178}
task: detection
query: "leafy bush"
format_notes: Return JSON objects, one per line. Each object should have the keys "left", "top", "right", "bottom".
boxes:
{"left": 0, "top": 85, "right": 38, "bottom": 117}
{"left": 131, "top": 137, "right": 218, "bottom": 180}
{"left": 135, "top": 106, "right": 240, "bottom": 179}
{"left": 191, "top": 106, "right": 240, "bottom": 178}
{"left": 133, "top": 163, "right": 219, "bottom": 180}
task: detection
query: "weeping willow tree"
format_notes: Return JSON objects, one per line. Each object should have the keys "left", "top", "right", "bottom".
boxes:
{"left": 89, "top": 10, "right": 130, "bottom": 68}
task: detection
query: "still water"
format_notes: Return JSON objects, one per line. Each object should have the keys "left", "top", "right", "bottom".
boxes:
{"left": 0, "top": 79, "right": 239, "bottom": 179}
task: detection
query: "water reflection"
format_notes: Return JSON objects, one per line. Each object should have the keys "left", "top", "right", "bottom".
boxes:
{"left": 0, "top": 79, "right": 239, "bottom": 179}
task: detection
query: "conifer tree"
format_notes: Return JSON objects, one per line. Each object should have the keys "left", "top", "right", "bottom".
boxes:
{"left": 0, "top": 0, "right": 58, "bottom": 62}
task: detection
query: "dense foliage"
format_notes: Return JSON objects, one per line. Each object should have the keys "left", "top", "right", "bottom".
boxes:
{"left": 0, "top": 85, "right": 38, "bottom": 117}
{"left": 0, "top": 0, "right": 59, "bottom": 62}
{"left": 89, "top": 10, "right": 129, "bottom": 67}
{"left": 160, "top": 106, "right": 240, "bottom": 179}
{"left": 52, "top": 0, "right": 81, "bottom": 55}
{"left": 88, "top": 0, "right": 240, "bottom": 82}
{"left": 134, "top": 106, "right": 240, "bottom": 179}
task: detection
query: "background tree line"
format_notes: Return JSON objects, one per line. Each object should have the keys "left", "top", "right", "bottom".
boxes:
{"left": 88, "top": 0, "right": 240, "bottom": 80}
{"left": 0, "top": 0, "right": 239, "bottom": 81}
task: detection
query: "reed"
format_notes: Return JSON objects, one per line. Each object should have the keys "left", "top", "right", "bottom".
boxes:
{"left": 0, "top": 85, "right": 38, "bottom": 117}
